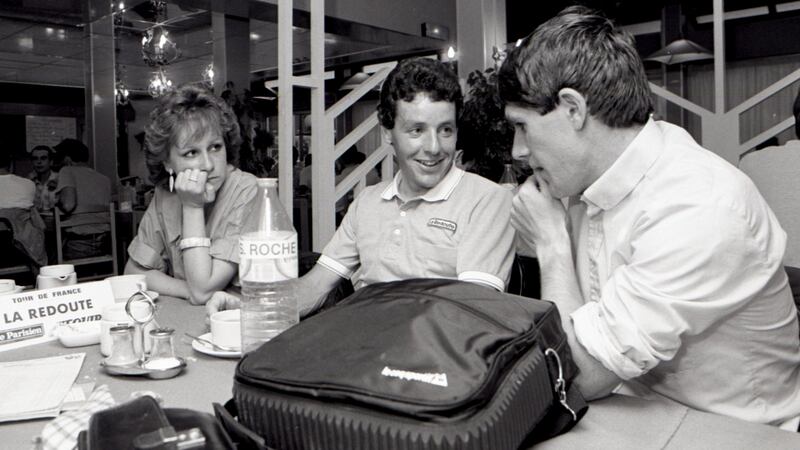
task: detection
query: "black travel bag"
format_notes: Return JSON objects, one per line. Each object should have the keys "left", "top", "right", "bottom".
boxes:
{"left": 230, "top": 278, "right": 587, "bottom": 450}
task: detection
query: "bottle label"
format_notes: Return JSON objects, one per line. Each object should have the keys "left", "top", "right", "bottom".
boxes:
{"left": 239, "top": 231, "right": 298, "bottom": 282}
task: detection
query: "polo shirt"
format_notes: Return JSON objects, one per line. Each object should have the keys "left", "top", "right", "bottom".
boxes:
{"left": 568, "top": 119, "right": 800, "bottom": 428}
{"left": 319, "top": 165, "right": 514, "bottom": 291}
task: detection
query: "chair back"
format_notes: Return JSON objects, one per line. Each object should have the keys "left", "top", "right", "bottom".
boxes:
{"left": 739, "top": 144, "right": 800, "bottom": 268}
{"left": 54, "top": 203, "right": 118, "bottom": 280}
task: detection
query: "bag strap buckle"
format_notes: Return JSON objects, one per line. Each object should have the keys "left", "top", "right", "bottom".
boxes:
{"left": 133, "top": 426, "right": 205, "bottom": 450}
{"left": 545, "top": 348, "right": 578, "bottom": 422}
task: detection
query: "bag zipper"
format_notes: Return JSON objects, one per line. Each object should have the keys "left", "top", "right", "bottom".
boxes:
{"left": 545, "top": 348, "right": 578, "bottom": 422}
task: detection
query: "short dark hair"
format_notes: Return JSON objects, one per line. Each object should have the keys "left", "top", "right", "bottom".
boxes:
{"left": 54, "top": 138, "right": 89, "bottom": 163}
{"left": 377, "top": 57, "right": 463, "bottom": 129}
{"left": 144, "top": 84, "right": 241, "bottom": 188}
{"left": 498, "top": 6, "right": 653, "bottom": 128}
{"left": 30, "top": 145, "right": 53, "bottom": 158}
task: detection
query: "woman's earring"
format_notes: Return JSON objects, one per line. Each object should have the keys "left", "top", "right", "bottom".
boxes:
{"left": 168, "top": 168, "right": 174, "bottom": 192}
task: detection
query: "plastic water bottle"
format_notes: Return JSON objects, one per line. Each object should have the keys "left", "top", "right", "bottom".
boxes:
{"left": 238, "top": 178, "right": 299, "bottom": 353}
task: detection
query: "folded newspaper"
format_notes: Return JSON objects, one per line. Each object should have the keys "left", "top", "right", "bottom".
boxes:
{"left": 0, "top": 353, "right": 85, "bottom": 422}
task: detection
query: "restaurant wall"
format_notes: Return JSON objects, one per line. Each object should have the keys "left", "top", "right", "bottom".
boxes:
{"left": 0, "top": 83, "right": 85, "bottom": 176}
{"left": 685, "top": 53, "right": 800, "bottom": 152}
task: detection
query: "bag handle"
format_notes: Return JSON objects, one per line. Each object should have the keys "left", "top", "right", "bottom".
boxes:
{"left": 213, "top": 400, "right": 272, "bottom": 450}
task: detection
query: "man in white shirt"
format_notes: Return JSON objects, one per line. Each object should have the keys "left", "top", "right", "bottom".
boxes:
{"left": 499, "top": 6, "right": 800, "bottom": 429}
{"left": 0, "top": 150, "right": 35, "bottom": 209}
{"left": 53, "top": 138, "right": 112, "bottom": 260}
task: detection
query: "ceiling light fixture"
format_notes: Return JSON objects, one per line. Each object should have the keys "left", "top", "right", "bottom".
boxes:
{"left": 644, "top": 38, "right": 713, "bottom": 65}
{"left": 148, "top": 68, "right": 173, "bottom": 98}
{"left": 201, "top": 63, "right": 215, "bottom": 90}
{"left": 141, "top": 27, "right": 180, "bottom": 66}
{"left": 141, "top": 0, "right": 179, "bottom": 67}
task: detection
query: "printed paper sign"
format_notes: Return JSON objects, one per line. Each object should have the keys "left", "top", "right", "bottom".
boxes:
{"left": 0, "top": 281, "right": 114, "bottom": 352}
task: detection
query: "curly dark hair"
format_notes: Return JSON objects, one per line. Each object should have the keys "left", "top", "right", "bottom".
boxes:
{"left": 498, "top": 6, "right": 652, "bottom": 128}
{"left": 377, "top": 57, "right": 463, "bottom": 129}
{"left": 144, "top": 83, "right": 242, "bottom": 188}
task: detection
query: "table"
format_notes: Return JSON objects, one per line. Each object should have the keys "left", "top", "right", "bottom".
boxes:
{"left": 2, "top": 296, "right": 799, "bottom": 449}
{"left": 0, "top": 295, "right": 238, "bottom": 449}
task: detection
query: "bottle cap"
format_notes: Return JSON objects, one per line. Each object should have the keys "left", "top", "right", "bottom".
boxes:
{"left": 110, "top": 325, "right": 135, "bottom": 335}
{"left": 149, "top": 327, "right": 175, "bottom": 337}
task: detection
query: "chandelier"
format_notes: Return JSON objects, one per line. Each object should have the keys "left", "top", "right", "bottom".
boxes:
{"left": 148, "top": 68, "right": 173, "bottom": 98}
{"left": 141, "top": 27, "right": 180, "bottom": 66}
{"left": 202, "top": 63, "right": 215, "bottom": 88}
{"left": 141, "top": 0, "right": 179, "bottom": 67}
{"left": 116, "top": 79, "right": 130, "bottom": 105}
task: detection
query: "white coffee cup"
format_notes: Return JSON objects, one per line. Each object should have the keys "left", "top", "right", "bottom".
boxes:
{"left": 40, "top": 264, "right": 75, "bottom": 277}
{"left": 107, "top": 274, "right": 147, "bottom": 302}
{"left": 0, "top": 279, "right": 17, "bottom": 294}
{"left": 36, "top": 272, "right": 78, "bottom": 290}
{"left": 210, "top": 309, "right": 241, "bottom": 349}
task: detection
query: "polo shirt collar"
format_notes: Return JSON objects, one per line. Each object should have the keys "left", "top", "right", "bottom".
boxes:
{"left": 381, "top": 164, "right": 464, "bottom": 202}
{"left": 581, "top": 118, "right": 662, "bottom": 214}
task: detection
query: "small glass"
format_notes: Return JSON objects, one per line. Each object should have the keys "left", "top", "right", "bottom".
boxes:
{"left": 105, "top": 325, "right": 138, "bottom": 366}
{"left": 142, "top": 328, "right": 181, "bottom": 371}
{"left": 499, "top": 163, "right": 518, "bottom": 190}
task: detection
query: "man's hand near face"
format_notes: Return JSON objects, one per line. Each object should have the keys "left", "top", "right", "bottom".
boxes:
{"left": 511, "top": 173, "right": 570, "bottom": 256}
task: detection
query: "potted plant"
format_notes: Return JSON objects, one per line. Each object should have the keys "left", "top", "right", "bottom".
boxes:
{"left": 458, "top": 68, "right": 530, "bottom": 183}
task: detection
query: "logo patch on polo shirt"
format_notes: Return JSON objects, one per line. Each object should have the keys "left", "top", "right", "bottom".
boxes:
{"left": 428, "top": 218, "right": 457, "bottom": 232}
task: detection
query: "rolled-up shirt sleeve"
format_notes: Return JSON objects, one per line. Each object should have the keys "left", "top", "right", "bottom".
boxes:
{"left": 319, "top": 190, "right": 362, "bottom": 279}
{"left": 571, "top": 199, "right": 783, "bottom": 380}
{"left": 210, "top": 181, "right": 258, "bottom": 264}
{"left": 127, "top": 204, "right": 167, "bottom": 272}
{"left": 456, "top": 187, "right": 515, "bottom": 291}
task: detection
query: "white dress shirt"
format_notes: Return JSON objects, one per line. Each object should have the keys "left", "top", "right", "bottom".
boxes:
{"left": 569, "top": 120, "right": 800, "bottom": 428}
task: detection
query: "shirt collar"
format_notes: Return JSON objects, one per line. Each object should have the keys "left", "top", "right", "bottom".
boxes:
{"left": 581, "top": 118, "right": 662, "bottom": 214}
{"left": 381, "top": 164, "right": 464, "bottom": 203}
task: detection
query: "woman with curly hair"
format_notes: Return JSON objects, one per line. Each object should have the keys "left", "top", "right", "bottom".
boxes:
{"left": 125, "top": 84, "right": 258, "bottom": 305}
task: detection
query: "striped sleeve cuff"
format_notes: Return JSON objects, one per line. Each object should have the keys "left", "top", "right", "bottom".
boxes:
{"left": 317, "top": 254, "right": 353, "bottom": 279}
{"left": 458, "top": 271, "right": 505, "bottom": 292}
{"left": 571, "top": 302, "right": 648, "bottom": 380}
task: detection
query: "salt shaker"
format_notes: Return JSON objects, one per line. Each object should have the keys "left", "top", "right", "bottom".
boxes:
{"left": 142, "top": 328, "right": 181, "bottom": 371}
{"left": 105, "top": 325, "right": 138, "bottom": 366}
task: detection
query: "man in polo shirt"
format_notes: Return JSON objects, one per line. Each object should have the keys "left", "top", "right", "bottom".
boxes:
{"left": 207, "top": 57, "right": 515, "bottom": 318}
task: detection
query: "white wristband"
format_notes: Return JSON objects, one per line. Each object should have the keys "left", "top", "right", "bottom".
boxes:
{"left": 179, "top": 237, "right": 211, "bottom": 251}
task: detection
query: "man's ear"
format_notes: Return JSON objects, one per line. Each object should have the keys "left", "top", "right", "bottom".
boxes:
{"left": 454, "top": 149, "right": 466, "bottom": 169}
{"left": 558, "top": 88, "right": 588, "bottom": 131}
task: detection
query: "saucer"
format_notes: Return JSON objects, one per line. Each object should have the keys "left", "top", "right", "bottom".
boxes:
{"left": 191, "top": 332, "right": 241, "bottom": 358}
{"left": 0, "top": 286, "right": 24, "bottom": 295}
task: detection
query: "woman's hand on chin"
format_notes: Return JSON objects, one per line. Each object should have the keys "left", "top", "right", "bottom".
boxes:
{"left": 175, "top": 168, "right": 217, "bottom": 207}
